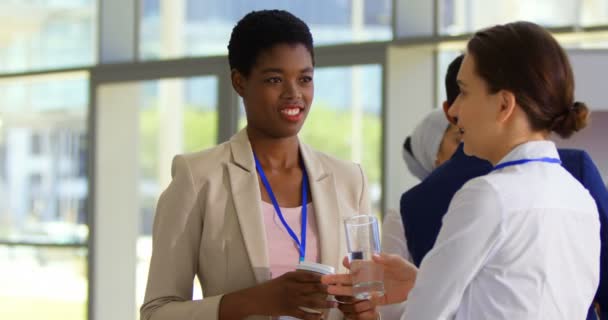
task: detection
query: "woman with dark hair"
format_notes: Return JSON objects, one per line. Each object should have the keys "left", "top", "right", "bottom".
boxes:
{"left": 324, "top": 21, "right": 600, "bottom": 320}
{"left": 140, "top": 10, "right": 370, "bottom": 320}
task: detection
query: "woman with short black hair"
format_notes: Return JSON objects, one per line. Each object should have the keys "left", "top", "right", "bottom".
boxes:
{"left": 141, "top": 10, "right": 370, "bottom": 320}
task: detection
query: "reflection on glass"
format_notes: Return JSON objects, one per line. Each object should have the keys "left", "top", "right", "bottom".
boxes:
{"left": 0, "top": 245, "right": 87, "bottom": 320}
{"left": 238, "top": 64, "right": 383, "bottom": 215}
{"left": 0, "top": 1, "right": 96, "bottom": 73}
{"left": 438, "top": 0, "right": 602, "bottom": 35}
{"left": 0, "top": 72, "right": 89, "bottom": 245}
{"left": 140, "top": 0, "right": 392, "bottom": 59}
{"left": 136, "top": 76, "right": 218, "bottom": 315}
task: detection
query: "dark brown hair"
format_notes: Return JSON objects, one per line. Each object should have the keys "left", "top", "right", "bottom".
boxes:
{"left": 445, "top": 54, "right": 465, "bottom": 106}
{"left": 467, "top": 21, "right": 589, "bottom": 138}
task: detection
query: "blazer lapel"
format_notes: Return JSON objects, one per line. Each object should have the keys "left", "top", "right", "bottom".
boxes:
{"left": 300, "top": 143, "right": 343, "bottom": 269}
{"left": 227, "top": 129, "right": 270, "bottom": 284}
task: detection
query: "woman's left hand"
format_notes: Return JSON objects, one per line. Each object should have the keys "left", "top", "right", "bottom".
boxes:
{"left": 335, "top": 296, "right": 379, "bottom": 320}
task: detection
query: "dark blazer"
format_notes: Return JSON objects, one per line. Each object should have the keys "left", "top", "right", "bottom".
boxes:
{"left": 400, "top": 144, "right": 608, "bottom": 320}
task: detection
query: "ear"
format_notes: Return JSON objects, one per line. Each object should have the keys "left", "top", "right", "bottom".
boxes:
{"left": 496, "top": 90, "right": 516, "bottom": 124}
{"left": 231, "top": 69, "right": 246, "bottom": 97}
{"left": 442, "top": 101, "right": 457, "bottom": 125}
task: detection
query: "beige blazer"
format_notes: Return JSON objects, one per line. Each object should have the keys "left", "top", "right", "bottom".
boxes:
{"left": 141, "top": 129, "right": 371, "bottom": 320}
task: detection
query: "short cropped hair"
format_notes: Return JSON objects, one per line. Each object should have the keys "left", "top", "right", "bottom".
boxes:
{"left": 228, "top": 10, "right": 314, "bottom": 76}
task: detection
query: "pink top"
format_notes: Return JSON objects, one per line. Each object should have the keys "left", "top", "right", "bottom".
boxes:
{"left": 262, "top": 201, "right": 320, "bottom": 279}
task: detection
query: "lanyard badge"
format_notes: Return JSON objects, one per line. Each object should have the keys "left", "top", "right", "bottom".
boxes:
{"left": 492, "top": 157, "right": 561, "bottom": 171}
{"left": 254, "top": 153, "right": 309, "bottom": 262}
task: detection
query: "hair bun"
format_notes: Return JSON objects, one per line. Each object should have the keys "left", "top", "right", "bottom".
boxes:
{"left": 552, "top": 101, "right": 590, "bottom": 138}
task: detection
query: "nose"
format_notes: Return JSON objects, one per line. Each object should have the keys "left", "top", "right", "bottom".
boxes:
{"left": 282, "top": 80, "right": 302, "bottom": 99}
{"left": 448, "top": 100, "right": 460, "bottom": 124}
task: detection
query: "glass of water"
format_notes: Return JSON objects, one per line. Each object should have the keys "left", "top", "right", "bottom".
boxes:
{"left": 344, "top": 215, "right": 384, "bottom": 300}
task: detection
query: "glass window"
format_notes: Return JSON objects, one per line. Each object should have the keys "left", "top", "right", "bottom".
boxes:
{"left": 140, "top": 0, "right": 392, "bottom": 60}
{"left": 0, "top": 72, "right": 88, "bottom": 320}
{"left": 439, "top": 0, "right": 582, "bottom": 35}
{"left": 238, "top": 64, "right": 383, "bottom": 216}
{"left": 0, "top": 0, "right": 96, "bottom": 73}
{"left": 0, "top": 245, "right": 87, "bottom": 320}
{"left": 0, "top": 72, "right": 89, "bottom": 244}
{"left": 136, "top": 76, "right": 219, "bottom": 314}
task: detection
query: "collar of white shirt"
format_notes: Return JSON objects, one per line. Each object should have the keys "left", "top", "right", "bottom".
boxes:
{"left": 494, "top": 140, "right": 560, "bottom": 168}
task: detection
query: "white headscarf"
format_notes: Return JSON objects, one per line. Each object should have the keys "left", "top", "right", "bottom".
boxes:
{"left": 402, "top": 109, "right": 450, "bottom": 180}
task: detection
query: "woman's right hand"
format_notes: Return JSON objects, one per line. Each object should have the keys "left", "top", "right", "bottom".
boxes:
{"left": 257, "top": 271, "right": 336, "bottom": 319}
{"left": 321, "top": 254, "right": 417, "bottom": 307}
{"left": 220, "top": 270, "right": 335, "bottom": 319}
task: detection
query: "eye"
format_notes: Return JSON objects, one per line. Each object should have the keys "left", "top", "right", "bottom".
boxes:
{"left": 265, "top": 77, "right": 282, "bottom": 84}
{"left": 300, "top": 76, "right": 313, "bottom": 83}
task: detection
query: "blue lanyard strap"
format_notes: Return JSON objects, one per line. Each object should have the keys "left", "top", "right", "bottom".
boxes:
{"left": 254, "top": 153, "right": 309, "bottom": 262}
{"left": 492, "top": 157, "right": 562, "bottom": 171}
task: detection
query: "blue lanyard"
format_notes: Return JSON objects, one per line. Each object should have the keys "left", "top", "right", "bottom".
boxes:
{"left": 254, "top": 153, "right": 309, "bottom": 262}
{"left": 492, "top": 157, "right": 561, "bottom": 171}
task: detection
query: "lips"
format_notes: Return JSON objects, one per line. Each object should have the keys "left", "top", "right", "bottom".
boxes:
{"left": 281, "top": 108, "right": 301, "bottom": 116}
{"left": 279, "top": 105, "right": 305, "bottom": 123}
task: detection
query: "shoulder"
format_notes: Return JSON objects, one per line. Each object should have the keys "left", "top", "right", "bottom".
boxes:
{"left": 434, "top": 176, "right": 506, "bottom": 236}
{"left": 402, "top": 152, "right": 490, "bottom": 201}
{"left": 459, "top": 175, "right": 501, "bottom": 194}
{"left": 172, "top": 141, "right": 232, "bottom": 184}
{"left": 180, "top": 141, "right": 231, "bottom": 165}
{"left": 450, "top": 176, "right": 504, "bottom": 217}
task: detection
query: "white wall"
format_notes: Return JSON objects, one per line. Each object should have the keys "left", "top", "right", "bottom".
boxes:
{"left": 384, "top": 45, "right": 435, "bottom": 212}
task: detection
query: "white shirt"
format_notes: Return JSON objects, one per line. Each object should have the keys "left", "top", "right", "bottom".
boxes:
{"left": 380, "top": 209, "right": 412, "bottom": 319}
{"left": 401, "top": 140, "right": 600, "bottom": 320}
{"left": 381, "top": 208, "right": 412, "bottom": 261}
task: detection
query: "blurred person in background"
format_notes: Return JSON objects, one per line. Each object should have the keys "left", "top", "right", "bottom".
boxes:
{"left": 401, "top": 109, "right": 461, "bottom": 181}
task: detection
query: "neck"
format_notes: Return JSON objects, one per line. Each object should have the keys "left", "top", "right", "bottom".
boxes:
{"left": 487, "top": 131, "right": 548, "bottom": 166}
{"left": 247, "top": 126, "right": 300, "bottom": 169}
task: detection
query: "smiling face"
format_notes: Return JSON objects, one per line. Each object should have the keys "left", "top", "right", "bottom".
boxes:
{"left": 448, "top": 53, "right": 503, "bottom": 160}
{"left": 232, "top": 43, "right": 314, "bottom": 139}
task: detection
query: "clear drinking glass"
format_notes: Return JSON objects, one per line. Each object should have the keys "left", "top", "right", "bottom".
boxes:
{"left": 344, "top": 215, "right": 385, "bottom": 299}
